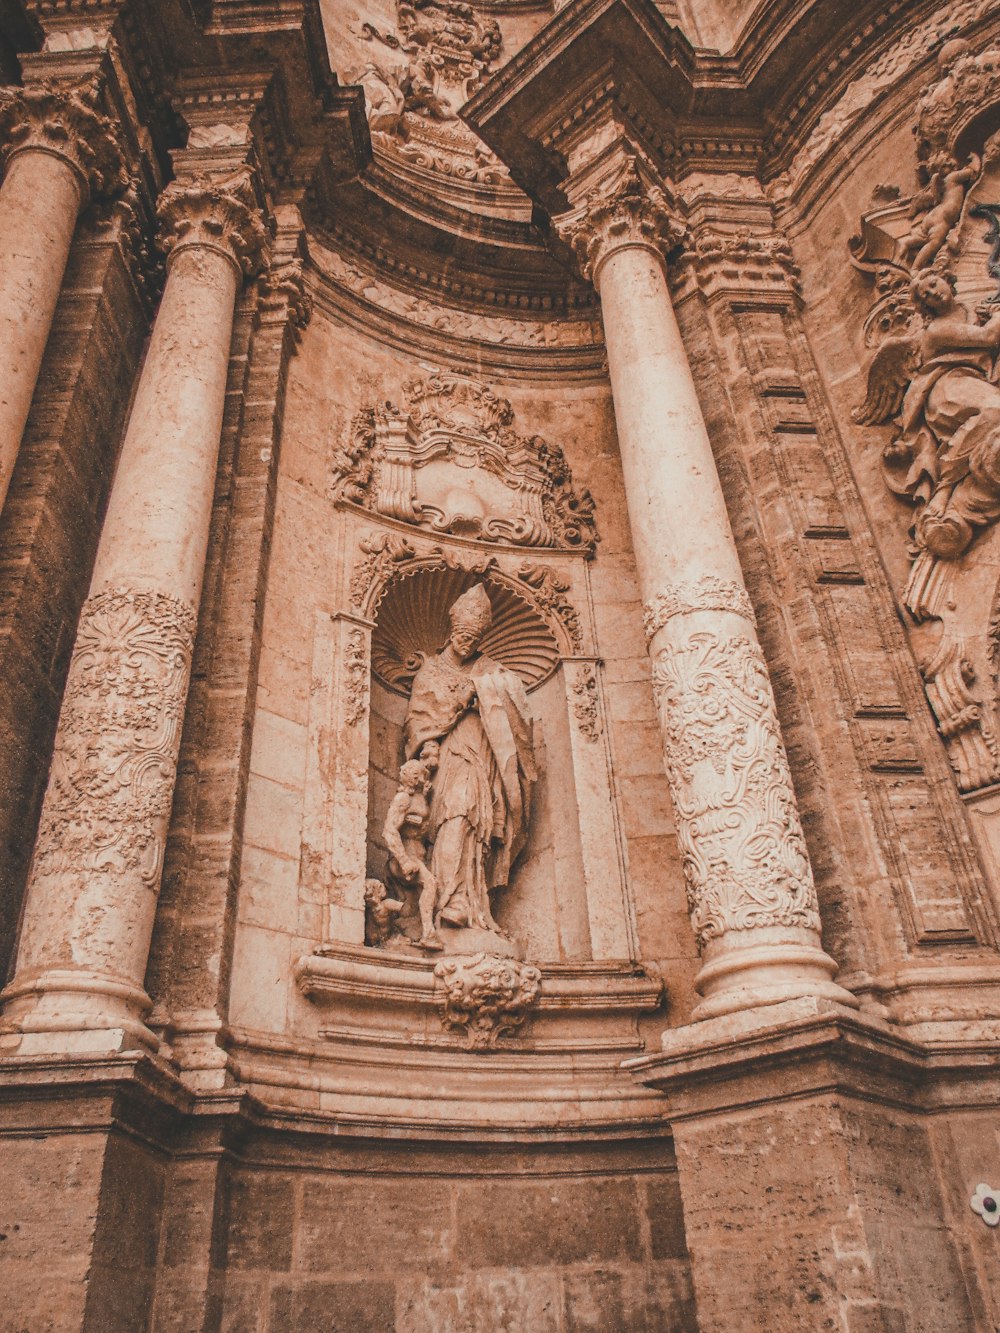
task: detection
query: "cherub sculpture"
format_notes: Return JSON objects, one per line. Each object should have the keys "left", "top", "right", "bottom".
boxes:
{"left": 856, "top": 267, "right": 1000, "bottom": 569}
{"left": 382, "top": 744, "right": 443, "bottom": 951}
{"left": 898, "top": 152, "right": 981, "bottom": 272}
{"left": 364, "top": 878, "right": 404, "bottom": 948}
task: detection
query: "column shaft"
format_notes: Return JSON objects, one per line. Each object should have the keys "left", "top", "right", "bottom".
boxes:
{"left": 565, "top": 173, "right": 856, "bottom": 1020}
{"left": 0, "top": 175, "right": 261, "bottom": 1053}
{"left": 0, "top": 150, "right": 84, "bottom": 506}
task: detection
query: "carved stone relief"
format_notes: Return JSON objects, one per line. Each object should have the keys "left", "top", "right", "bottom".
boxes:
{"left": 434, "top": 952, "right": 541, "bottom": 1049}
{"left": 351, "top": 0, "right": 507, "bottom": 184}
{"left": 851, "top": 40, "right": 1000, "bottom": 792}
{"left": 27, "top": 588, "right": 197, "bottom": 892}
{"left": 571, "top": 665, "right": 601, "bottom": 742}
{"left": 650, "top": 628, "right": 822, "bottom": 950}
{"left": 332, "top": 374, "right": 598, "bottom": 556}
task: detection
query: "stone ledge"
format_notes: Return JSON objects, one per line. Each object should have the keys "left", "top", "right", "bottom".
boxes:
{"left": 626, "top": 997, "right": 1000, "bottom": 1119}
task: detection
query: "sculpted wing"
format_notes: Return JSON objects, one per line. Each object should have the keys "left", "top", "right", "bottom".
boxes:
{"left": 853, "top": 335, "right": 921, "bottom": 425}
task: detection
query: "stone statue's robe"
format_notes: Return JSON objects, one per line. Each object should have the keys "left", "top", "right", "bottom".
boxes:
{"left": 404, "top": 651, "right": 536, "bottom": 930}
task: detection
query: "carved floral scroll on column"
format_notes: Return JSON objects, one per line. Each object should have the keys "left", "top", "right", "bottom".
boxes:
{"left": 644, "top": 578, "right": 822, "bottom": 949}
{"left": 27, "top": 589, "right": 197, "bottom": 892}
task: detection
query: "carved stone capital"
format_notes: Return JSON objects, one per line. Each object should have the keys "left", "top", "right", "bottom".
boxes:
{"left": 0, "top": 80, "right": 127, "bottom": 202}
{"left": 555, "top": 158, "right": 687, "bottom": 288}
{"left": 156, "top": 168, "right": 269, "bottom": 278}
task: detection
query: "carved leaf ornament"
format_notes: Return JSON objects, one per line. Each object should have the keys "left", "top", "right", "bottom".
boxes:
{"left": 651, "top": 630, "right": 821, "bottom": 949}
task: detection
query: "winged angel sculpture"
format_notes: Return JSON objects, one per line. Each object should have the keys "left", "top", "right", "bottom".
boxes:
{"left": 855, "top": 266, "right": 1000, "bottom": 610}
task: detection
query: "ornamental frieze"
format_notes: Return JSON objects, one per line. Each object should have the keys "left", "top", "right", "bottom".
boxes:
{"left": 332, "top": 374, "right": 598, "bottom": 557}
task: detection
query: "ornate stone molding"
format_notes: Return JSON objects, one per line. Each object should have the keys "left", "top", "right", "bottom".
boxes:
{"left": 555, "top": 159, "right": 688, "bottom": 287}
{"left": 332, "top": 373, "right": 598, "bottom": 557}
{"left": 683, "top": 229, "right": 800, "bottom": 298}
{"left": 434, "top": 952, "right": 541, "bottom": 1049}
{"left": 343, "top": 628, "right": 369, "bottom": 726}
{"left": 27, "top": 587, "right": 197, "bottom": 893}
{"left": 257, "top": 257, "right": 312, "bottom": 330}
{"left": 920, "top": 632, "right": 1000, "bottom": 794}
{"left": 643, "top": 576, "right": 757, "bottom": 643}
{"left": 0, "top": 79, "right": 127, "bottom": 201}
{"left": 571, "top": 664, "right": 601, "bottom": 742}
{"left": 650, "top": 628, "right": 822, "bottom": 950}
{"left": 157, "top": 168, "right": 269, "bottom": 277}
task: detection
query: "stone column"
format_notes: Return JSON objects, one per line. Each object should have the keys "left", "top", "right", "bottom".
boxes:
{"left": 0, "top": 82, "right": 125, "bottom": 511}
{"left": 557, "top": 163, "right": 855, "bottom": 1020}
{"left": 0, "top": 168, "right": 268, "bottom": 1054}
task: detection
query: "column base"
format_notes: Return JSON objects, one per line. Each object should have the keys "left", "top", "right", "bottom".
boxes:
{"left": 691, "top": 925, "right": 859, "bottom": 1020}
{"left": 626, "top": 997, "right": 995, "bottom": 1332}
{"left": 0, "top": 968, "right": 160, "bottom": 1055}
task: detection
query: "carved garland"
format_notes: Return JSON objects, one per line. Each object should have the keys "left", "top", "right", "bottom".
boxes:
{"left": 651, "top": 629, "right": 822, "bottom": 949}
{"left": 28, "top": 588, "right": 197, "bottom": 891}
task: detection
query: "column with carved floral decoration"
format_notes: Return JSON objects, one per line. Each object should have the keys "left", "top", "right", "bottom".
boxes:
{"left": 557, "top": 161, "right": 855, "bottom": 1020}
{"left": 0, "top": 82, "right": 126, "bottom": 510}
{"left": 0, "top": 167, "right": 268, "bottom": 1054}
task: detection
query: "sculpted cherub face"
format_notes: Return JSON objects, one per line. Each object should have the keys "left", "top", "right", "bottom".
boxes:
{"left": 399, "top": 759, "right": 429, "bottom": 792}
{"left": 912, "top": 269, "right": 956, "bottom": 315}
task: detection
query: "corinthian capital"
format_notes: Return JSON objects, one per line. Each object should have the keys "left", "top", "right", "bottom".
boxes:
{"left": 156, "top": 168, "right": 269, "bottom": 278}
{"left": 555, "top": 158, "right": 687, "bottom": 287}
{"left": 0, "top": 80, "right": 127, "bottom": 202}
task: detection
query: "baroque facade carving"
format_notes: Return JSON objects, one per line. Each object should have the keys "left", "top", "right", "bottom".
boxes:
{"left": 27, "top": 588, "right": 197, "bottom": 891}
{"left": 353, "top": 0, "right": 506, "bottom": 184}
{"left": 434, "top": 952, "right": 541, "bottom": 1048}
{"left": 852, "top": 41, "right": 1000, "bottom": 792}
{"left": 332, "top": 373, "right": 598, "bottom": 556}
{"left": 0, "top": 78, "right": 127, "bottom": 200}
{"left": 643, "top": 576, "right": 757, "bottom": 641}
{"left": 651, "top": 629, "right": 822, "bottom": 949}
{"left": 157, "top": 168, "right": 269, "bottom": 275}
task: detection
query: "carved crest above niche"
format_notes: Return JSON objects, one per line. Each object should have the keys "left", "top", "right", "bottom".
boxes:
{"left": 352, "top": 0, "right": 508, "bottom": 185}
{"left": 331, "top": 374, "right": 599, "bottom": 556}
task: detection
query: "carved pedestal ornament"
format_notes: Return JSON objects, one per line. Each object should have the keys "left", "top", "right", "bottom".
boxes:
{"left": 332, "top": 373, "right": 598, "bottom": 556}
{"left": 852, "top": 41, "right": 1000, "bottom": 793}
{"left": 434, "top": 952, "right": 541, "bottom": 1049}
{"left": 553, "top": 152, "right": 854, "bottom": 1020}
{"left": 0, "top": 166, "right": 269, "bottom": 1053}
{"left": 352, "top": 0, "right": 506, "bottom": 184}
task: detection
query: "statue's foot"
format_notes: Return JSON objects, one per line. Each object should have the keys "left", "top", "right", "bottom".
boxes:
{"left": 439, "top": 907, "right": 467, "bottom": 927}
{"left": 418, "top": 932, "right": 444, "bottom": 952}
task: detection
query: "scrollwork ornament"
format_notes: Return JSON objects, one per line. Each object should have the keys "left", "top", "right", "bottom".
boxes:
{"left": 157, "top": 169, "right": 269, "bottom": 277}
{"left": 650, "top": 629, "right": 821, "bottom": 950}
{"left": 258, "top": 258, "right": 312, "bottom": 329}
{"left": 0, "top": 80, "right": 127, "bottom": 201}
{"left": 556, "top": 158, "right": 688, "bottom": 287}
{"left": 643, "top": 576, "right": 756, "bottom": 643}
{"left": 28, "top": 588, "right": 197, "bottom": 893}
{"left": 571, "top": 665, "right": 601, "bottom": 742}
{"left": 344, "top": 629, "right": 369, "bottom": 726}
{"left": 434, "top": 952, "right": 541, "bottom": 1049}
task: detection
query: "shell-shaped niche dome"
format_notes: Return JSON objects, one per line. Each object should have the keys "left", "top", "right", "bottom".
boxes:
{"left": 372, "top": 567, "right": 560, "bottom": 696}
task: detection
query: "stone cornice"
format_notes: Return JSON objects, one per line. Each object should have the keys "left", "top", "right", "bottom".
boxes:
{"left": 462, "top": 0, "right": 965, "bottom": 208}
